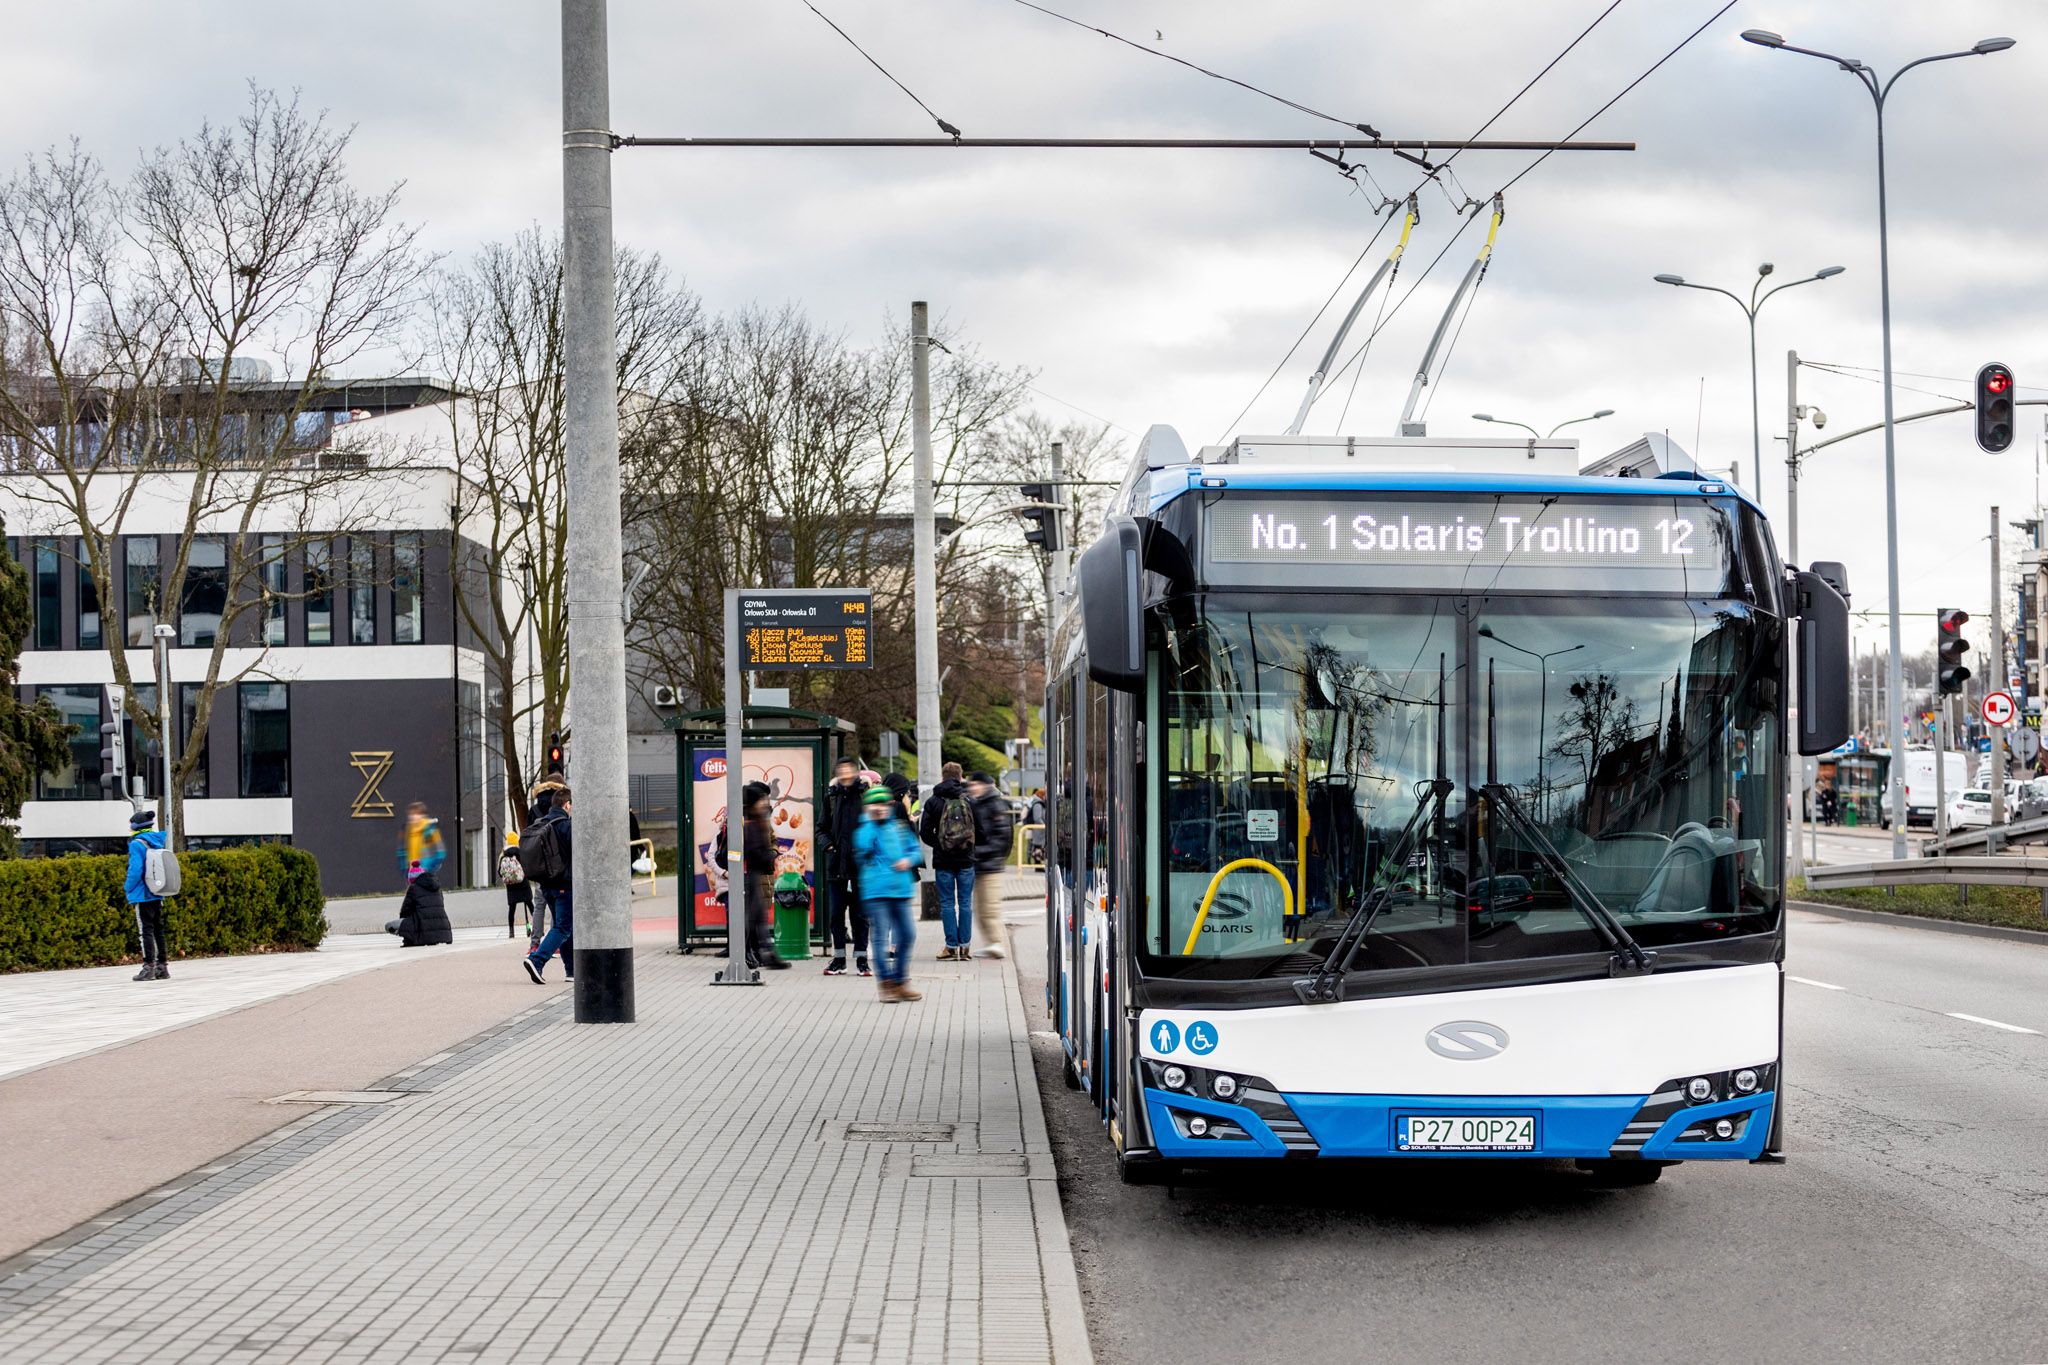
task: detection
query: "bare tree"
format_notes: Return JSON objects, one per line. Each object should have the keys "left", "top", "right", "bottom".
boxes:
{"left": 426, "top": 229, "right": 701, "bottom": 828}
{"left": 0, "top": 88, "right": 427, "bottom": 845}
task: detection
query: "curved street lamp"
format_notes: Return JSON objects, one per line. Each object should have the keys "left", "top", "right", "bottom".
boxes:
{"left": 1652, "top": 263, "right": 1844, "bottom": 496}
{"left": 1742, "top": 26, "right": 2015, "bottom": 860}
{"left": 1473, "top": 409, "right": 1615, "bottom": 439}
{"left": 1477, "top": 626, "right": 1585, "bottom": 821}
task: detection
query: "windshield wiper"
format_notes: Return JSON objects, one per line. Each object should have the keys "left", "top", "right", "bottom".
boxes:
{"left": 1293, "top": 777, "right": 1454, "bottom": 1004}
{"left": 1295, "top": 653, "right": 1454, "bottom": 1005}
{"left": 1481, "top": 782, "right": 1657, "bottom": 977}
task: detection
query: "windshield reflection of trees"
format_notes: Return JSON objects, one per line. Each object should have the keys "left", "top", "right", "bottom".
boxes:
{"left": 1476, "top": 604, "right": 1779, "bottom": 962}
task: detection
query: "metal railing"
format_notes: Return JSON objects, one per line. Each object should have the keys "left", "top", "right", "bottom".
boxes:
{"left": 1013, "top": 823, "right": 1045, "bottom": 872}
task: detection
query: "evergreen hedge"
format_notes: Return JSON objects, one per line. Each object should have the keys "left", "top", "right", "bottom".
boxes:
{"left": 0, "top": 844, "right": 327, "bottom": 973}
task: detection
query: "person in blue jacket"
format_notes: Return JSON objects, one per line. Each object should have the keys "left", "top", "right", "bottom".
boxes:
{"left": 852, "top": 785, "right": 924, "bottom": 1002}
{"left": 125, "top": 808, "right": 169, "bottom": 982}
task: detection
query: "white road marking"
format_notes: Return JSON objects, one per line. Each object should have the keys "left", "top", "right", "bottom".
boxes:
{"left": 1946, "top": 1012, "right": 2039, "bottom": 1035}
{"left": 1788, "top": 976, "right": 1845, "bottom": 990}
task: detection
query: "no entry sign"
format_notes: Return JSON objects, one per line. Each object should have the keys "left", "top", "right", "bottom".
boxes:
{"left": 1983, "top": 690, "right": 2016, "bottom": 726}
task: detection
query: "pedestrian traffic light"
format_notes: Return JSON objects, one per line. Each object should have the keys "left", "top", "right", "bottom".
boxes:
{"left": 1938, "top": 607, "right": 1972, "bottom": 694}
{"left": 546, "top": 731, "right": 565, "bottom": 775}
{"left": 98, "top": 720, "right": 126, "bottom": 799}
{"left": 1018, "top": 484, "right": 1063, "bottom": 554}
{"left": 1976, "top": 362, "right": 2016, "bottom": 453}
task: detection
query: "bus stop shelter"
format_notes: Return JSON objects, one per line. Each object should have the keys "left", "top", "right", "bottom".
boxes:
{"left": 667, "top": 705, "right": 858, "bottom": 953}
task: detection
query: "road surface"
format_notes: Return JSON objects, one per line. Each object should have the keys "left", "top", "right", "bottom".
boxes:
{"left": 1017, "top": 903, "right": 2048, "bottom": 1363}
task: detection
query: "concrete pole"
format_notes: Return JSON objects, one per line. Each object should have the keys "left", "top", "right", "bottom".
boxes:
{"left": 1048, "top": 440, "right": 1067, "bottom": 601}
{"left": 911, "top": 303, "right": 941, "bottom": 798}
{"left": 561, "top": 0, "right": 632, "bottom": 1021}
{"left": 715, "top": 590, "right": 757, "bottom": 983}
{"left": 1785, "top": 351, "right": 1803, "bottom": 885}
{"left": 1993, "top": 505, "right": 2007, "bottom": 824}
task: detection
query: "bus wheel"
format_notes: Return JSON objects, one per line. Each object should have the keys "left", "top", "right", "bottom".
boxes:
{"left": 1577, "top": 1158, "right": 1669, "bottom": 1187}
{"left": 1062, "top": 1054, "right": 1083, "bottom": 1090}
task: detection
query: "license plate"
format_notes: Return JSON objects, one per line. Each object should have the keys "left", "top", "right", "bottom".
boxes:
{"left": 1396, "top": 1114, "right": 1537, "bottom": 1151}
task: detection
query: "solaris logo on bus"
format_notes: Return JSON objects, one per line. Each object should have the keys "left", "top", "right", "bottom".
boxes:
{"left": 1426, "top": 1021, "right": 1510, "bottom": 1060}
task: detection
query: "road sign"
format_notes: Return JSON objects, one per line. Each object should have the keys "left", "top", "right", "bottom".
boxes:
{"left": 2012, "top": 726, "right": 2041, "bottom": 764}
{"left": 1984, "top": 690, "right": 2017, "bottom": 726}
{"left": 738, "top": 591, "right": 873, "bottom": 670}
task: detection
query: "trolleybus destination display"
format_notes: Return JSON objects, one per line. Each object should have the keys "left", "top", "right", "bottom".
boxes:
{"left": 1204, "top": 493, "right": 1733, "bottom": 590}
{"left": 738, "top": 591, "right": 873, "bottom": 670}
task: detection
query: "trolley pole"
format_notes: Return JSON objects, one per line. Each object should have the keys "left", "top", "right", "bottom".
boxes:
{"left": 912, "top": 302, "right": 941, "bottom": 798}
{"left": 562, "top": 0, "right": 634, "bottom": 1020}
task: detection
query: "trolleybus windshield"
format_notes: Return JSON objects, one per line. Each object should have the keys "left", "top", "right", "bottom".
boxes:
{"left": 1146, "top": 593, "right": 1780, "bottom": 981}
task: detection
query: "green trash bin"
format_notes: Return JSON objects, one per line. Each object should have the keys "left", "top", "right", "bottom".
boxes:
{"left": 772, "top": 872, "right": 813, "bottom": 961}
{"left": 1844, "top": 803, "right": 1858, "bottom": 827}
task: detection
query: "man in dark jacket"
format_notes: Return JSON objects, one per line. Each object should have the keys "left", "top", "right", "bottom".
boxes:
{"left": 523, "top": 788, "right": 575, "bottom": 983}
{"left": 742, "top": 783, "right": 788, "bottom": 970}
{"left": 919, "top": 762, "right": 983, "bottom": 960}
{"left": 967, "top": 773, "right": 1013, "bottom": 960}
{"left": 387, "top": 870, "right": 454, "bottom": 946}
{"left": 819, "top": 757, "right": 870, "bottom": 976}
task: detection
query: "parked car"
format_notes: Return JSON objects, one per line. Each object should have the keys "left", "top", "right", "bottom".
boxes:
{"left": 1946, "top": 788, "right": 1996, "bottom": 831}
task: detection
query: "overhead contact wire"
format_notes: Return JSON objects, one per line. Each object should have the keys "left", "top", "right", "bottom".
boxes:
{"left": 1006, "top": 0, "right": 1381, "bottom": 137}
{"left": 800, "top": 0, "right": 962, "bottom": 136}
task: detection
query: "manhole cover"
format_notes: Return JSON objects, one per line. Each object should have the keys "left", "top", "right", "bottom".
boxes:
{"left": 910, "top": 1154, "right": 1028, "bottom": 1178}
{"left": 844, "top": 1123, "right": 956, "bottom": 1142}
{"left": 264, "top": 1091, "right": 412, "bottom": 1106}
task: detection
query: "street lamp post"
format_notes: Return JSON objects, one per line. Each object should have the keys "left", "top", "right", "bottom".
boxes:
{"left": 1473, "top": 409, "right": 1615, "bottom": 439}
{"left": 1477, "top": 627, "right": 1584, "bottom": 821}
{"left": 1743, "top": 27, "right": 2016, "bottom": 861}
{"left": 1652, "top": 264, "right": 1844, "bottom": 496}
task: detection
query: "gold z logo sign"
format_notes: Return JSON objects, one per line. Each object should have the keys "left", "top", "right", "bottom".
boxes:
{"left": 349, "top": 752, "right": 395, "bottom": 818}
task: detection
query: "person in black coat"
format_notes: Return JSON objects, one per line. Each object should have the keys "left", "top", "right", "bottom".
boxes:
{"left": 819, "top": 757, "right": 871, "bottom": 976}
{"left": 386, "top": 870, "right": 454, "bottom": 946}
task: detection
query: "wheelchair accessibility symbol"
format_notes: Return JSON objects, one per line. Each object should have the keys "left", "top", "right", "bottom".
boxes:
{"left": 1150, "top": 1020, "right": 1180, "bottom": 1054}
{"left": 1185, "top": 1021, "right": 1219, "bottom": 1055}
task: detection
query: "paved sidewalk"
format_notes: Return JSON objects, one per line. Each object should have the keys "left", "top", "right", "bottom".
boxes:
{"left": 0, "top": 926, "right": 510, "bottom": 1083}
{"left": 0, "top": 938, "right": 1091, "bottom": 1364}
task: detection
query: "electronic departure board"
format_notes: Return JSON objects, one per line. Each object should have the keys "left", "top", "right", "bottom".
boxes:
{"left": 1203, "top": 493, "right": 1736, "bottom": 594}
{"left": 739, "top": 591, "right": 873, "bottom": 670}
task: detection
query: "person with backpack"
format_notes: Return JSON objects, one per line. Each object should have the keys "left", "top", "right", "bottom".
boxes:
{"left": 819, "top": 756, "right": 871, "bottom": 977}
{"left": 521, "top": 787, "right": 574, "bottom": 984}
{"left": 125, "top": 808, "right": 172, "bottom": 982}
{"left": 853, "top": 784, "right": 923, "bottom": 1001}
{"left": 919, "top": 761, "right": 983, "bottom": 960}
{"left": 500, "top": 829, "right": 533, "bottom": 938}
{"left": 967, "top": 773, "right": 1014, "bottom": 960}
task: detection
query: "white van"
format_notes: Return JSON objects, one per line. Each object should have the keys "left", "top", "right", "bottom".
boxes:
{"left": 1882, "top": 748, "right": 1972, "bottom": 829}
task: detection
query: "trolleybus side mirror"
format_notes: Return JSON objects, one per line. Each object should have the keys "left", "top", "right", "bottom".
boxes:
{"left": 1079, "top": 514, "right": 1145, "bottom": 693}
{"left": 1793, "top": 568, "right": 1851, "bottom": 755}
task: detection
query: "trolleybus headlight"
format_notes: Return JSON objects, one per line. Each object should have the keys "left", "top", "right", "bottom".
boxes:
{"left": 1187, "top": 1116, "right": 1210, "bottom": 1137}
{"left": 1685, "top": 1077, "right": 1715, "bottom": 1103}
{"left": 1161, "top": 1066, "right": 1187, "bottom": 1091}
{"left": 1212, "top": 1074, "right": 1238, "bottom": 1099}
{"left": 1713, "top": 1118, "right": 1736, "bottom": 1139}
{"left": 1733, "top": 1068, "right": 1759, "bottom": 1093}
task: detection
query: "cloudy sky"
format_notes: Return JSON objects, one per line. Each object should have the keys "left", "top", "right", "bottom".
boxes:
{"left": 6, "top": 0, "right": 2046, "bottom": 651}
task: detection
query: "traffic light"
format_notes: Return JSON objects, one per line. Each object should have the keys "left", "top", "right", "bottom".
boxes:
{"left": 1976, "top": 362, "right": 2016, "bottom": 453}
{"left": 1938, "top": 607, "right": 1973, "bottom": 694}
{"left": 98, "top": 720, "right": 126, "bottom": 800}
{"left": 546, "top": 731, "right": 565, "bottom": 775}
{"left": 1018, "top": 483, "right": 1063, "bottom": 554}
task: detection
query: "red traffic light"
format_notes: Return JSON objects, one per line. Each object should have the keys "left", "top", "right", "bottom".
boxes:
{"left": 1988, "top": 369, "right": 2014, "bottom": 395}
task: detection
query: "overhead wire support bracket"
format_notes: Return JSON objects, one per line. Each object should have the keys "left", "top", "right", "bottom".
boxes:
{"left": 614, "top": 136, "right": 1634, "bottom": 151}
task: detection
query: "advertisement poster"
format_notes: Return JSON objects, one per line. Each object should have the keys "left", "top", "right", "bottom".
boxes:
{"left": 690, "top": 746, "right": 817, "bottom": 928}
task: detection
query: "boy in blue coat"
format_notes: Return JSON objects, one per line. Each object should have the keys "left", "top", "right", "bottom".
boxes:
{"left": 125, "top": 809, "right": 169, "bottom": 982}
{"left": 852, "top": 785, "right": 924, "bottom": 1002}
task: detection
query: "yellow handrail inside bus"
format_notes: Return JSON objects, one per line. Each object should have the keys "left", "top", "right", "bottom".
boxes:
{"left": 1182, "top": 858, "right": 1295, "bottom": 956}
